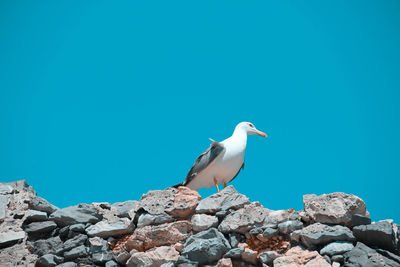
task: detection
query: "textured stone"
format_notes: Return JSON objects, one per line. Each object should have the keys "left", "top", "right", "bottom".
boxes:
{"left": 259, "top": 251, "right": 279, "bottom": 265}
{"left": 320, "top": 241, "right": 354, "bottom": 256}
{"left": 62, "top": 234, "right": 87, "bottom": 253}
{"left": 241, "top": 248, "right": 258, "bottom": 265}
{"left": 223, "top": 247, "right": 244, "bottom": 259}
{"left": 0, "top": 184, "right": 14, "bottom": 194}
{"left": 31, "top": 236, "right": 63, "bottom": 257}
{"left": 0, "top": 195, "right": 9, "bottom": 221}
{"left": 352, "top": 214, "right": 371, "bottom": 227}
{"left": 126, "top": 245, "right": 179, "bottom": 267}
{"left": 111, "top": 200, "right": 139, "bottom": 219}
{"left": 300, "top": 223, "right": 355, "bottom": 248}
{"left": 344, "top": 242, "right": 400, "bottom": 267}
{"left": 24, "top": 221, "right": 57, "bottom": 235}
{"left": 36, "top": 254, "right": 63, "bottom": 267}
{"left": 219, "top": 202, "right": 269, "bottom": 233}
{"left": 25, "top": 209, "right": 48, "bottom": 222}
{"left": 353, "top": 221, "right": 397, "bottom": 253}
{"left": 273, "top": 245, "right": 331, "bottom": 267}
{"left": 125, "top": 220, "right": 192, "bottom": 251}
{"left": 28, "top": 195, "right": 58, "bottom": 214}
{"left": 217, "top": 258, "right": 233, "bottom": 267}
{"left": 191, "top": 214, "right": 218, "bottom": 232}
{"left": 262, "top": 227, "right": 279, "bottom": 238}
{"left": 137, "top": 213, "right": 174, "bottom": 228}
{"left": 303, "top": 192, "right": 367, "bottom": 226}
{"left": 181, "top": 228, "right": 231, "bottom": 265}
{"left": 69, "top": 224, "right": 85, "bottom": 233}
{"left": 278, "top": 220, "right": 303, "bottom": 234}
{"left": 195, "top": 186, "right": 250, "bottom": 214}
{"left": 56, "top": 262, "right": 77, "bottom": 267}
{"left": 165, "top": 186, "right": 201, "bottom": 218}
{"left": 0, "top": 230, "right": 25, "bottom": 248}
{"left": 50, "top": 204, "right": 102, "bottom": 226}
{"left": 138, "top": 188, "right": 176, "bottom": 215}
{"left": 105, "top": 260, "right": 119, "bottom": 267}
{"left": 114, "top": 250, "right": 131, "bottom": 264}
{"left": 263, "top": 208, "right": 296, "bottom": 225}
{"left": 86, "top": 218, "right": 134, "bottom": 238}
{"left": 63, "top": 245, "right": 88, "bottom": 260}
{"left": 92, "top": 251, "right": 114, "bottom": 264}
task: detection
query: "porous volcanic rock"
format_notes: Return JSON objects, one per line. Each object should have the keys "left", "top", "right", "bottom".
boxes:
{"left": 303, "top": 192, "right": 368, "bottom": 226}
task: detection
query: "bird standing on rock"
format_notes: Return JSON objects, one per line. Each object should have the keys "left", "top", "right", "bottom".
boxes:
{"left": 174, "top": 122, "right": 267, "bottom": 192}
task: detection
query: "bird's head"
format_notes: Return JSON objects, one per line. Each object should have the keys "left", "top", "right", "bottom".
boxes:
{"left": 236, "top": 122, "right": 267, "bottom": 137}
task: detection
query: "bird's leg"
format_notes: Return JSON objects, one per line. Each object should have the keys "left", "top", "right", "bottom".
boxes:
{"left": 223, "top": 182, "right": 227, "bottom": 188}
{"left": 213, "top": 177, "right": 220, "bottom": 193}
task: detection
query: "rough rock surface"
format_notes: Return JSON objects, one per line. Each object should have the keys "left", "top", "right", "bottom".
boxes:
{"left": 1, "top": 180, "right": 399, "bottom": 267}
{"left": 303, "top": 192, "right": 367, "bottom": 226}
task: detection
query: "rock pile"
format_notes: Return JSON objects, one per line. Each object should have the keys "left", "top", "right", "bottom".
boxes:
{"left": 0, "top": 180, "right": 399, "bottom": 267}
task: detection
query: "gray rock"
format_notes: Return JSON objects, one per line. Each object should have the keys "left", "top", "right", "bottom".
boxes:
{"left": 344, "top": 242, "right": 400, "bottom": 267}
{"left": 160, "top": 263, "right": 175, "bottom": 267}
{"left": 229, "top": 233, "right": 244, "bottom": 248}
{"left": 300, "top": 223, "right": 355, "bottom": 248}
{"left": 56, "top": 263, "right": 77, "bottom": 267}
{"left": 320, "top": 241, "right": 354, "bottom": 256}
{"left": 32, "top": 236, "right": 63, "bottom": 256}
{"left": 249, "top": 227, "right": 263, "bottom": 235}
{"left": 191, "top": 214, "right": 218, "bottom": 232}
{"left": 219, "top": 202, "right": 269, "bottom": 234}
{"left": 114, "top": 250, "right": 131, "bottom": 264}
{"left": 181, "top": 228, "right": 231, "bottom": 264}
{"left": 50, "top": 204, "right": 102, "bottom": 226}
{"left": 92, "top": 251, "right": 114, "bottom": 264}
{"left": 0, "top": 230, "right": 25, "bottom": 248}
{"left": 69, "top": 223, "right": 85, "bottom": 233}
{"left": 88, "top": 236, "right": 108, "bottom": 253}
{"left": 137, "top": 212, "right": 174, "bottom": 228}
{"left": 263, "top": 227, "right": 279, "bottom": 238}
{"left": 331, "top": 254, "right": 344, "bottom": 263}
{"left": 62, "top": 234, "right": 87, "bottom": 253}
{"left": 259, "top": 251, "right": 279, "bottom": 265}
{"left": 278, "top": 220, "right": 303, "bottom": 234}
{"left": 63, "top": 245, "right": 88, "bottom": 260}
{"left": 28, "top": 195, "right": 58, "bottom": 215}
{"left": 353, "top": 221, "right": 397, "bottom": 253}
{"left": 0, "top": 195, "right": 9, "bottom": 221}
{"left": 24, "top": 221, "right": 57, "bottom": 235}
{"left": 195, "top": 186, "right": 250, "bottom": 214}
{"left": 303, "top": 192, "right": 368, "bottom": 226}
{"left": 112, "top": 200, "right": 139, "bottom": 219}
{"left": 0, "top": 184, "right": 14, "bottom": 194}
{"left": 352, "top": 214, "right": 371, "bottom": 227}
{"left": 105, "top": 260, "right": 119, "bottom": 267}
{"left": 86, "top": 218, "right": 134, "bottom": 238}
{"left": 25, "top": 209, "right": 48, "bottom": 222}
{"left": 138, "top": 188, "right": 176, "bottom": 215}
{"left": 376, "top": 249, "right": 400, "bottom": 265}
{"left": 36, "top": 254, "right": 63, "bottom": 267}
{"left": 223, "top": 247, "right": 244, "bottom": 259}
{"left": 290, "top": 229, "right": 302, "bottom": 243}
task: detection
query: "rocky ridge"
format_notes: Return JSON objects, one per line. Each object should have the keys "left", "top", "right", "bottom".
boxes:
{"left": 0, "top": 180, "right": 399, "bottom": 267}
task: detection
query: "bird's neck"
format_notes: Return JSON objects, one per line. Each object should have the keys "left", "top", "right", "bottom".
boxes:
{"left": 230, "top": 128, "right": 248, "bottom": 148}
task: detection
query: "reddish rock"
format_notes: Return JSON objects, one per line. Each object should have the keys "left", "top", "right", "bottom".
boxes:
{"left": 126, "top": 246, "right": 179, "bottom": 267}
{"left": 166, "top": 186, "right": 201, "bottom": 218}
{"left": 124, "top": 221, "right": 192, "bottom": 251}
{"left": 273, "top": 245, "right": 331, "bottom": 267}
{"left": 303, "top": 192, "right": 368, "bottom": 226}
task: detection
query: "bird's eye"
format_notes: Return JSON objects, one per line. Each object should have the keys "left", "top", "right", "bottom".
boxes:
{"left": 249, "top": 123, "right": 254, "bottom": 128}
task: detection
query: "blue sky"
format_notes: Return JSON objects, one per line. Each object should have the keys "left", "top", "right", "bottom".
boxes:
{"left": 1, "top": 1, "right": 399, "bottom": 223}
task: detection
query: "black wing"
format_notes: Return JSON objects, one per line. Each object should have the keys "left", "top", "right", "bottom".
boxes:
{"left": 181, "top": 140, "right": 225, "bottom": 187}
{"left": 229, "top": 161, "right": 244, "bottom": 184}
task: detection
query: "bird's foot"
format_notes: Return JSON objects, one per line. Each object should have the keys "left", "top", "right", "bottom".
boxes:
{"left": 213, "top": 177, "right": 220, "bottom": 193}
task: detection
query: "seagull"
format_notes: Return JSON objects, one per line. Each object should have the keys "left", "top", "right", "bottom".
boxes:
{"left": 174, "top": 122, "right": 267, "bottom": 192}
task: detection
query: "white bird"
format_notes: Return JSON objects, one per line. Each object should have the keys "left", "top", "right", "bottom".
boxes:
{"left": 174, "top": 122, "right": 267, "bottom": 192}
